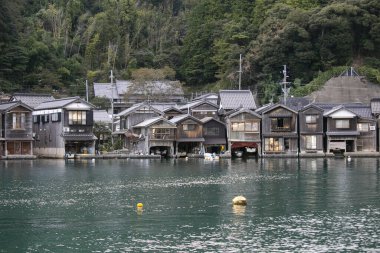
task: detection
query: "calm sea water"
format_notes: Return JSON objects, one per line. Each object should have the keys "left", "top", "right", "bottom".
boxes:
{"left": 0, "top": 158, "right": 379, "bottom": 252}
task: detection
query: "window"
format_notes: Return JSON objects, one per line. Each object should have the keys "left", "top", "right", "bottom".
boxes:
{"left": 305, "top": 115, "right": 318, "bottom": 124}
{"left": 152, "top": 128, "right": 171, "bottom": 139}
{"left": 51, "top": 113, "right": 61, "bottom": 122}
{"left": 306, "top": 135, "right": 317, "bottom": 149}
{"left": 204, "top": 127, "right": 219, "bottom": 136}
{"left": 232, "top": 122, "right": 258, "bottom": 132}
{"left": 183, "top": 124, "right": 195, "bottom": 131}
{"left": 42, "top": 115, "right": 49, "bottom": 123}
{"left": 12, "top": 113, "right": 25, "bottom": 129}
{"left": 271, "top": 117, "right": 291, "bottom": 131}
{"left": 357, "top": 123, "right": 369, "bottom": 132}
{"left": 264, "top": 138, "right": 283, "bottom": 151}
{"left": 335, "top": 120, "right": 349, "bottom": 129}
{"left": 33, "top": 115, "right": 39, "bottom": 124}
{"left": 69, "top": 111, "right": 86, "bottom": 125}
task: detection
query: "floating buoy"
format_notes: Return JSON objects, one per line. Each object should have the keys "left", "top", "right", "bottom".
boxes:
{"left": 232, "top": 196, "right": 247, "bottom": 206}
{"left": 137, "top": 203, "right": 143, "bottom": 208}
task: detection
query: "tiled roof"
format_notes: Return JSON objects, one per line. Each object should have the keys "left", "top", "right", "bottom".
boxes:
{"left": 133, "top": 116, "right": 175, "bottom": 128}
{"left": 316, "top": 103, "right": 373, "bottom": 119}
{"left": 169, "top": 114, "right": 190, "bottom": 123}
{"left": 116, "top": 103, "right": 164, "bottom": 117}
{"left": 280, "top": 97, "right": 311, "bottom": 111}
{"left": 370, "top": 98, "right": 380, "bottom": 114}
{"left": 228, "top": 108, "right": 262, "bottom": 119}
{"left": 178, "top": 100, "right": 219, "bottom": 110}
{"left": 93, "top": 83, "right": 117, "bottom": 99}
{"left": 11, "top": 93, "right": 55, "bottom": 108}
{"left": 219, "top": 90, "right": 257, "bottom": 110}
{"left": 0, "top": 101, "right": 32, "bottom": 112}
{"left": 93, "top": 110, "right": 112, "bottom": 123}
{"left": 34, "top": 97, "right": 93, "bottom": 110}
{"left": 200, "top": 116, "right": 225, "bottom": 125}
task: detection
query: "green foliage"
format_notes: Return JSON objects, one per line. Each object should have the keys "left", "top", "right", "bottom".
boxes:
{"left": 0, "top": 0, "right": 379, "bottom": 104}
{"left": 90, "top": 96, "right": 111, "bottom": 109}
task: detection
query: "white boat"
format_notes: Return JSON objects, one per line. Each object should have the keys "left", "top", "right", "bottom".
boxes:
{"left": 234, "top": 151, "right": 243, "bottom": 158}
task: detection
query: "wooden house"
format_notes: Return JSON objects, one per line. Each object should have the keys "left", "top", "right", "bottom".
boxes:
{"left": 132, "top": 116, "right": 176, "bottom": 156}
{"left": 170, "top": 114, "right": 204, "bottom": 156}
{"left": 179, "top": 100, "right": 219, "bottom": 120}
{"left": 225, "top": 108, "right": 261, "bottom": 157}
{"left": 33, "top": 97, "right": 97, "bottom": 158}
{"left": 324, "top": 105, "right": 377, "bottom": 153}
{"left": 115, "top": 103, "right": 164, "bottom": 151}
{"left": 298, "top": 104, "right": 324, "bottom": 155}
{"left": 261, "top": 104, "right": 298, "bottom": 156}
{"left": 0, "top": 101, "right": 35, "bottom": 159}
{"left": 200, "top": 117, "right": 227, "bottom": 154}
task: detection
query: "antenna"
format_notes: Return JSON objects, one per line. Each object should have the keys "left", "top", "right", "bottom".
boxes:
{"left": 85, "top": 80, "right": 89, "bottom": 102}
{"left": 238, "top": 54, "right": 242, "bottom": 90}
{"left": 281, "top": 65, "right": 291, "bottom": 106}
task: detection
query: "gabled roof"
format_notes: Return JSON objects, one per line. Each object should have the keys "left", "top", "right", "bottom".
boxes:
{"left": 10, "top": 93, "right": 55, "bottom": 109}
{"left": 0, "top": 101, "right": 33, "bottom": 112}
{"left": 133, "top": 116, "right": 176, "bottom": 128}
{"left": 299, "top": 103, "right": 324, "bottom": 112}
{"left": 200, "top": 116, "right": 226, "bottom": 125}
{"left": 219, "top": 90, "right": 257, "bottom": 110}
{"left": 34, "top": 97, "right": 94, "bottom": 110}
{"left": 169, "top": 114, "right": 203, "bottom": 124}
{"left": 255, "top": 103, "right": 274, "bottom": 115}
{"left": 228, "top": 108, "right": 262, "bottom": 119}
{"left": 280, "top": 97, "right": 311, "bottom": 111}
{"left": 261, "top": 103, "right": 298, "bottom": 115}
{"left": 149, "top": 102, "right": 178, "bottom": 111}
{"left": 116, "top": 102, "right": 164, "bottom": 117}
{"left": 178, "top": 100, "right": 219, "bottom": 111}
{"left": 163, "top": 106, "right": 184, "bottom": 114}
{"left": 323, "top": 105, "right": 358, "bottom": 118}
{"left": 192, "top": 93, "right": 218, "bottom": 102}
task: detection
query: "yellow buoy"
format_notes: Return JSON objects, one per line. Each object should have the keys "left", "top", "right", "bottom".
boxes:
{"left": 232, "top": 196, "right": 247, "bottom": 206}
{"left": 137, "top": 203, "right": 143, "bottom": 208}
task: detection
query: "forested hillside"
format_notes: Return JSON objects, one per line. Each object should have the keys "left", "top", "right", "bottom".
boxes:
{"left": 0, "top": 0, "right": 379, "bottom": 103}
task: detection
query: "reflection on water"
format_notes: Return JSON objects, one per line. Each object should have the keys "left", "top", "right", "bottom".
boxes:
{"left": 0, "top": 158, "right": 379, "bottom": 252}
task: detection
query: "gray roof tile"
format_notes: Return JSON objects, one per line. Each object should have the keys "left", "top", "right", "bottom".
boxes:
{"left": 219, "top": 90, "right": 257, "bottom": 110}
{"left": 11, "top": 93, "right": 55, "bottom": 108}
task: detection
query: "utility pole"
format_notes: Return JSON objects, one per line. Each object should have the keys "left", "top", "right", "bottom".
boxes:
{"left": 85, "top": 80, "right": 89, "bottom": 102}
{"left": 238, "top": 54, "right": 242, "bottom": 90}
{"left": 281, "top": 65, "right": 291, "bottom": 106}
{"left": 110, "top": 70, "right": 115, "bottom": 145}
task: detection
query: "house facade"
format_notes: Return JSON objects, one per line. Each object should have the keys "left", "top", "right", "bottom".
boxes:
{"left": 0, "top": 102, "right": 35, "bottom": 159}
{"left": 33, "top": 97, "right": 96, "bottom": 158}
{"left": 225, "top": 108, "right": 261, "bottom": 157}
{"left": 261, "top": 104, "right": 298, "bottom": 156}
{"left": 132, "top": 117, "right": 176, "bottom": 156}
{"left": 179, "top": 100, "right": 219, "bottom": 120}
{"left": 298, "top": 104, "right": 324, "bottom": 155}
{"left": 200, "top": 117, "right": 227, "bottom": 154}
{"left": 170, "top": 114, "right": 204, "bottom": 156}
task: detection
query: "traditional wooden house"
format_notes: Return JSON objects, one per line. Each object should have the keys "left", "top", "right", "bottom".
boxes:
{"left": 298, "top": 104, "right": 324, "bottom": 155}
{"left": 225, "top": 108, "right": 261, "bottom": 157}
{"left": 179, "top": 100, "right": 219, "bottom": 120}
{"left": 200, "top": 117, "right": 227, "bottom": 154}
{"left": 219, "top": 90, "right": 257, "bottom": 112}
{"left": 323, "top": 104, "right": 377, "bottom": 153}
{"left": 33, "top": 97, "right": 97, "bottom": 158}
{"left": 115, "top": 102, "right": 164, "bottom": 150}
{"left": 170, "top": 114, "right": 204, "bottom": 156}
{"left": 261, "top": 104, "right": 298, "bottom": 156}
{"left": 132, "top": 116, "right": 176, "bottom": 156}
{"left": 0, "top": 101, "right": 35, "bottom": 159}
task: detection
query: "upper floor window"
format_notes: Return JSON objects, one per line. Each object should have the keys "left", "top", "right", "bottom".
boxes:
{"left": 335, "top": 119, "right": 349, "bottom": 129}
{"left": 305, "top": 115, "right": 318, "bottom": 124}
{"left": 183, "top": 124, "right": 196, "bottom": 131}
{"left": 357, "top": 123, "right": 369, "bottom": 132}
{"left": 232, "top": 122, "right": 259, "bottom": 132}
{"left": 12, "top": 113, "right": 25, "bottom": 129}
{"left": 271, "top": 117, "right": 291, "bottom": 131}
{"left": 51, "top": 113, "right": 61, "bottom": 122}
{"left": 69, "top": 111, "right": 86, "bottom": 125}
{"left": 204, "top": 127, "right": 220, "bottom": 136}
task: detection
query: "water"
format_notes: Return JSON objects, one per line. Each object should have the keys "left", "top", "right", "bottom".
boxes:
{"left": 0, "top": 158, "right": 379, "bottom": 252}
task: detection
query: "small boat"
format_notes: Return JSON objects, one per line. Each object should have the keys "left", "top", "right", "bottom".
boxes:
{"left": 204, "top": 153, "right": 220, "bottom": 161}
{"left": 245, "top": 147, "right": 256, "bottom": 153}
{"left": 65, "top": 153, "right": 75, "bottom": 159}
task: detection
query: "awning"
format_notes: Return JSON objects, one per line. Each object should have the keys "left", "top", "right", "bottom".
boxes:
{"left": 62, "top": 134, "right": 97, "bottom": 141}
{"left": 231, "top": 142, "right": 258, "bottom": 149}
{"left": 204, "top": 138, "right": 227, "bottom": 145}
{"left": 176, "top": 138, "right": 205, "bottom": 142}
